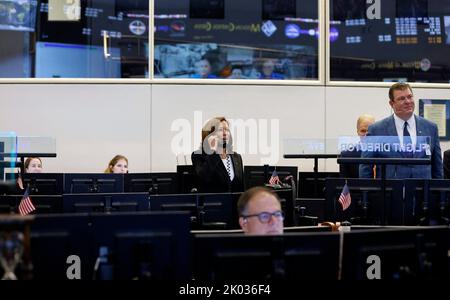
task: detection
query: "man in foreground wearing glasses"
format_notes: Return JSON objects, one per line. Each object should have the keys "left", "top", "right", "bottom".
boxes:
{"left": 237, "top": 186, "right": 284, "bottom": 235}
{"left": 359, "top": 82, "right": 443, "bottom": 179}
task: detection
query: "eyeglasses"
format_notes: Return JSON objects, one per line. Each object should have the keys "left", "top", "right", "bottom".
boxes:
{"left": 242, "top": 211, "right": 284, "bottom": 223}
{"left": 394, "top": 94, "right": 414, "bottom": 102}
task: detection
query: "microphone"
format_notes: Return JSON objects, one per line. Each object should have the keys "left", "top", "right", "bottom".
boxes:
{"left": 283, "top": 175, "right": 294, "bottom": 188}
{"left": 284, "top": 175, "right": 293, "bottom": 181}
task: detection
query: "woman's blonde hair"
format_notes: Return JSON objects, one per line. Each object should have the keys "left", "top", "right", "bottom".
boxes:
{"left": 104, "top": 155, "right": 128, "bottom": 173}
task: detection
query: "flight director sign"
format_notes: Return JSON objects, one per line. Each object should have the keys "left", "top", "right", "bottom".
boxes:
{"left": 338, "top": 136, "right": 432, "bottom": 157}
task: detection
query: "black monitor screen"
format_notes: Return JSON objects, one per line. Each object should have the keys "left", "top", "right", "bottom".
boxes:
{"left": 64, "top": 173, "right": 123, "bottom": 193}
{"left": 325, "top": 178, "right": 405, "bottom": 225}
{"left": 149, "top": 193, "right": 239, "bottom": 229}
{"left": 124, "top": 173, "right": 178, "bottom": 194}
{"left": 330, "top": 0, "right": 450, "bottom": 83}
{"left": 342, "top": 227, "right": 449, "bottom": 279}
{"left": 0, "top": 194, "right": 18, "bottom": 214}
{"left": 0, "top": 194, "right": 62, "bottom": 214}
{"left": 37, "top": 0, "right": 149, "bottom": 46}
{"left": 22, "top": 173, "right": 64, "bottom": 195}
{"left": 30, "top": 213, "right": 91, "bottom": 279}
{"left": 177, "top": 165, "right": 198, "bottom": 193}
{"left": 63, "top": 192, "right": 149, "bottom": 213}
{"left": 298, "top": 171, "right": 340, "bottom": 198}
{"left": 90, "top": 211, "right": 191, "bottom": 280}
{"left": 404, "top": 179, "right": 450, "bottom": 226}
{"left": 194, "top": 232, "right": 340, "bottom": 280}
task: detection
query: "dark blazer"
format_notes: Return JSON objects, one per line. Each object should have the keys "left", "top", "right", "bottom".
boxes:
{"left": 359, "top": 115, "right": 443, "bottom": 179}
{"left": 340, "top": 149, "right": 362, "bottom": 178}
{"left": 443, "top": 149, "right": 450, "bottom": 179}
{"left": 191, "top": 151, "right": 244, "bottom": 193}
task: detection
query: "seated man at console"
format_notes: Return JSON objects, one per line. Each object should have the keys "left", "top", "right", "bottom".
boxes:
{"left": 237, "top": 186, "right": 284, "bottom": 235}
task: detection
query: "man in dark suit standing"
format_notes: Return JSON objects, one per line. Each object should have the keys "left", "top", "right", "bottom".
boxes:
{"left": 340, "top": 114, "right": 375, "bottom": 178}
{"left": 359, "top": 83, "right": 443, "bottom": 179}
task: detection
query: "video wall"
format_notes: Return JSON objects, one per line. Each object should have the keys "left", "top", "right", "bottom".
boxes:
{"left": 1, "top": 0, "right": 450, "bottom": 82}
{"left": 154, "top": 0, "right": 319, "bottom": 80}
{"left": 330, "top": 0, "right": 450, "bottom": 83}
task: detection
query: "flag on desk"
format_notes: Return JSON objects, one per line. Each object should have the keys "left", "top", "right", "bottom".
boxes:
{"left": 338, "top": 182, "right": 351, "bottom": 211}
{"left": 269, "top": 170, "right": 281, "bottom": 185}
{"left": 18, "top": 187, "right": 35, "bottom": 216}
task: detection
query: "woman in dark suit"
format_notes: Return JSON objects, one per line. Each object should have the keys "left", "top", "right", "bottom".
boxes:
{"left": 191, "top": 117, "right": 244, "bottom": 193}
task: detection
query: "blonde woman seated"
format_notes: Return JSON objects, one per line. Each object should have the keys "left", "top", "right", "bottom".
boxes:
{"left": 104, "top": 155, "right": 128, "bottom": 174}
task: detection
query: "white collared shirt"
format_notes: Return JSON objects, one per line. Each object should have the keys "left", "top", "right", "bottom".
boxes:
{"left": 393, "top": 114, "right": 417, "bottom": 147}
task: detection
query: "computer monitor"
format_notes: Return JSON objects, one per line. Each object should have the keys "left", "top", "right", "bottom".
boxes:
{"left": 0, "top": 194, "right": 63, "bottom": 214}
{"left": 89, "top": 211, "right": 191, "bottom": 280}
{"left": 342, "top": 226, "right": 449, "bottom": 279}
{"left": 193, "top": 232, "right": 340, "bottom": 280}
{"left": 63, "top": 193, "right": 149, "bottom": 213}
{"left": 21, "top": 173, "right": 64, "bottom": 195}
{"left": 298, "top": 171, "right": 340, "bottom": 198}
{"left": 325, "top": 178, "right": 405, "bottom": 225}
{"left": 404, "top": 179, "right": 450, "bottom": 226}
{"left": 271, "top": 188, "right": 296, "bottom": 227}
{"left": 30, "top": 213, "right": 91, "bottom": 279}
{"left": 244, "top": 166, "right": 298, "bottom": 190}
{"left": 124, "top": 173, "right": 178, "bottom": 194}
{"left": 0, "top": 194, "right": 18, "bottom": 214}
{"left": 149, "top": 193, "right": 239, "bottom": 229}
{"left": 64, "top": 173, "right": 124, "bottom": 193}
{"left": 176, "top": 165, "right": 198, "bottom": 193}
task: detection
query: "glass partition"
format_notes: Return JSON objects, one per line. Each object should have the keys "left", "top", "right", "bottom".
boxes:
{"left": 16, "top": 136, "right": 56, "bottom": 155}
{"left": 284, "top": 136, "right": 433, "bottom": 156}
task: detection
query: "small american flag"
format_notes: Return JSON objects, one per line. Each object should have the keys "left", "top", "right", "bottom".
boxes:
{"left": 18, "top": 187, "right": 35, "bottom": 216}
{"left": 269, "top": 170, "right": 281, "bottom": 185}
{"left": 338, "top": 183, "right": 351, "bottom": 211}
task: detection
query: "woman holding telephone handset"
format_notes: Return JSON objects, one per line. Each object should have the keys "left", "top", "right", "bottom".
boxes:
{"left": 191, "top": 116, "right": 244, "bottom": 193}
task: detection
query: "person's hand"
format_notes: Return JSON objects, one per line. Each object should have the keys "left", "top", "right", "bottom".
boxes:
{"left": 207, "top": 134, "right": 219, "bottom": 152}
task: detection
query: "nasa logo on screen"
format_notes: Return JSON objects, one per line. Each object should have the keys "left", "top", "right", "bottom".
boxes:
{"left": 285, "top": 24, "right": 300, "bottom": 39}
{"left": 129, "top": 20, "right": 146, "bottom": 35}
{"left": 262, "top": 20, "right": 277, "bottom": 37}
